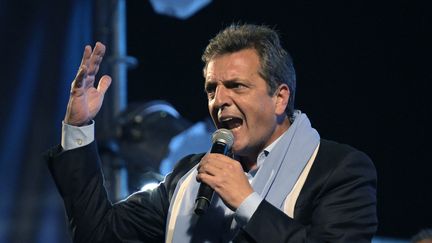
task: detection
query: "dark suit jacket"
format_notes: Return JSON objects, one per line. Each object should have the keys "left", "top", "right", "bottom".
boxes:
{"left": 46, "top": 139, "right": 377, "bottom": 243}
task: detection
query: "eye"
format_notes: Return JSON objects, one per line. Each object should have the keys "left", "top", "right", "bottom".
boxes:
{"left": 226, "top": 81, "right": 246, "bottom": 91}
{"left": 205, "top": 83, "right": 216, "bottom": 99}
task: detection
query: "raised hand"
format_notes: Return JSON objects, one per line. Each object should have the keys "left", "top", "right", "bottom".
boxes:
{"left": 64, "top": 42, "right": 112, "bottom": 126}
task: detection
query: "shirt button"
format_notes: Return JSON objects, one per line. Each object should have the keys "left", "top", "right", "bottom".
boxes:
{"left": 76, "top": 139, "right": 83, "bottom": 145}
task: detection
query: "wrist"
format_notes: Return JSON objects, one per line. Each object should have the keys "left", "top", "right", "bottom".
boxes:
{"left": 64, "top": 117, "right": 92, "bottom": 127}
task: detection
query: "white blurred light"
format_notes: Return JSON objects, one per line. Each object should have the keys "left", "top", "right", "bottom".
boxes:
{"left": 149, "top": 0, "right": 212, "bottom": 19}
{"left": 140, "top": 182, "right": 159, "bottom": 191}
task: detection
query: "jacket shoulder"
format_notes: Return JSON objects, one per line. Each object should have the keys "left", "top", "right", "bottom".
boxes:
{"left": 295, "top": 139, "right": 376, "bottom": 213}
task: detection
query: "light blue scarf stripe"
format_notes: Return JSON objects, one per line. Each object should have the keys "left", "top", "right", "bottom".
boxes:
{"left": 252, "top": 111, "right": 320, "bottom": 208}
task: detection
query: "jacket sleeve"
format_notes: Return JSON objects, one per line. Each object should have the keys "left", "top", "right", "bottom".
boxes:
{"left": 45, "top": 141, "right": 199, "bottom": 243}
{"left": 233, "top": 150, "right": 378, "bottom": 243}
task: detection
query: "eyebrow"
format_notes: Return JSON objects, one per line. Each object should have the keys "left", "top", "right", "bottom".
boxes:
{"left": 204, "top": 79, "right": 249, "bottom": 94}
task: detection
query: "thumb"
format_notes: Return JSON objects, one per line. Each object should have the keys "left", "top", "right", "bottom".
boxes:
{"left": 97, "top": 75, "right": 112, "bottom": 94}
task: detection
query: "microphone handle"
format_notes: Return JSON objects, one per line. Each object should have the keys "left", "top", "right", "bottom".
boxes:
{"left": 194, "top": 142, "right": 229, "bottom": 215}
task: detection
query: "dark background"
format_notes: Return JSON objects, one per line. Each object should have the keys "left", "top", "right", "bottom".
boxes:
{"left": 0, "top": 0, "right": 430, "bottom": 242}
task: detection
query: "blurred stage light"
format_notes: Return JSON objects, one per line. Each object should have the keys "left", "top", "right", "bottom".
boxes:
{"left": 115, "top": 100, "right": 191, "bottom": 192}
{"left": 115, "top": 100, "right": 215, "bottom": 193}
{"left": 159, "top": 119, "right": 214, "bottom": 175}
{"left": 149, "top": 0, "right": 212, "bottom": 19}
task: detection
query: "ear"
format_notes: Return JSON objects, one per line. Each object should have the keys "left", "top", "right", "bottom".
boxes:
{"left": 274, "top": 84, "right": 290, "bottom": 116}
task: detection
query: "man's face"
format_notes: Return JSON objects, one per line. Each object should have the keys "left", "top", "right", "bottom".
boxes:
{"left": 204, "top": 48, "right": 289, "bottom": 160}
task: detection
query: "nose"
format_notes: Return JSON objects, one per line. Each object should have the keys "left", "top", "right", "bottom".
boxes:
{"left": 212, "top": 85, "right": 231, "bottom": 110}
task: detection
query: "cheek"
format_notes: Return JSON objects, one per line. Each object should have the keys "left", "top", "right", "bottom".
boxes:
{"left": 208, "top": 106, "right": 219, "bottom": 126}
{"left": 253, "top": 100, "right": 272, "bottom": 117}
{"left": 208, "top": 102, "right": 215, "bottom": 116}
{"left": 250, "top": 104, "right": 276, "bottom": 129}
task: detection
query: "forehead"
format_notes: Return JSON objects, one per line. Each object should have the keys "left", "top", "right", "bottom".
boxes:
{"left": 205, "top": 49, "right": 261, "bottom": 82}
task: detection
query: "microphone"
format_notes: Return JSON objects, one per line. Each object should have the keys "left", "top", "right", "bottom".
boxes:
{"left": 194, "top": 128, "right": 234, "bottom": 215}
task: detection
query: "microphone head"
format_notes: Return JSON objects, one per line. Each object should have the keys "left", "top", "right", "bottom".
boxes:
{"left": 212, "top": 129, "right": 234, "bottom": 149}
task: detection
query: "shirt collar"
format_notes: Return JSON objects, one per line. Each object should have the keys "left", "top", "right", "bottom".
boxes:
{"left": 247, "top": 129, "right": 289, "bottom": 177}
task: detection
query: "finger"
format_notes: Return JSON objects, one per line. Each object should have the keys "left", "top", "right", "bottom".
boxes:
{"left": 198, "top": 162, "right": 224, "bottom": 177}
{"left": 80, "top": 45, "right": 92, "bottom": 68}
{"left": 87, "top": 42, "right": 106, "bottom": 78}
{"left": 196, "top": 173, "right": 216, "bottom": 186}
{"left": 198, "top": 173, "right": 228, "bottom": 192}
{"left": 97, "top": 75, "right": 112, "bottom": 95}
{"left": 72, "top": 66, "right": 88, "bottom": 89}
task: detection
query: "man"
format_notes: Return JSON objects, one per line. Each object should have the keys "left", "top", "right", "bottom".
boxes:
{"left": 46, "top": 24, "right": 377, "bottom": 242}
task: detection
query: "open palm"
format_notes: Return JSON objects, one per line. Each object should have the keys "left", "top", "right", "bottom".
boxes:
{"left": 64, "top": 42, "right": 112, "bottom": 126}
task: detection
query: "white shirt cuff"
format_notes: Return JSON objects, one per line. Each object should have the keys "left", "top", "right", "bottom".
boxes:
{"left": 61, "top": 121, "right": 95, "bottom": 151}
{"left": 234, "top": 192, "right": 263, "bottom": 227}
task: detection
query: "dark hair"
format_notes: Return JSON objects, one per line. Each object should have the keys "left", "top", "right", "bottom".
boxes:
{"left": 411, "top": 229, "right": 432, "bottom": 243}
{"left": 202, "top": 23, "right": 296, "bottom": 117}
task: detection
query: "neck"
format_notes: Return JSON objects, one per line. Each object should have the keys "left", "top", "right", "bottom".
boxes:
{"left": 239, "top": 116, "right": 291, "bottom": 171}
{"left": 239, "top": 159, "right": 258, "bottom": 172}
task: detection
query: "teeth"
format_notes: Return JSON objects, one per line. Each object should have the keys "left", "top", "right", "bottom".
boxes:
{"left": 219, "top": 117, "right": 242, "bottom": 130}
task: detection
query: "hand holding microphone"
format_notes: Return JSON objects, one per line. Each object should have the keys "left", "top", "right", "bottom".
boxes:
{"left": 194, "top": 128, "right": 234, "bottom": 215}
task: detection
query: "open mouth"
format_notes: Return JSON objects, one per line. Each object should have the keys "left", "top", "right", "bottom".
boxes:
{"left": 220, "top": 117, "right": 243, "bottom": 130}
